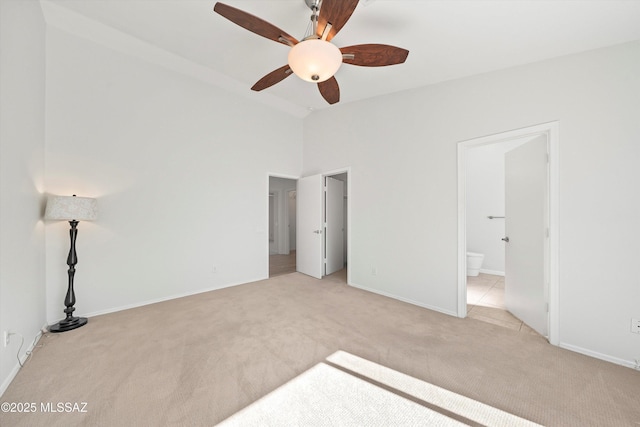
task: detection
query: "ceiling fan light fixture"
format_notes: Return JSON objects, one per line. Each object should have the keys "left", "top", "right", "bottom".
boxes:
{"left": 288, "top": 39, "right": 342, "bottom": 83}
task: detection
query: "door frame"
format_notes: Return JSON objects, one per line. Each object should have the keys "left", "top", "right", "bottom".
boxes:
{"left": 457, "top": 122, "right": 559, "bottom": 346}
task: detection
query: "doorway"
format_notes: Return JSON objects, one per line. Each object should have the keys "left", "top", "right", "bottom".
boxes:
{"left": 457, "top": 122, "right": 559, "bottom": 345}
{"left": 464, "top": 136, "right": 537, "bottom": 332}
{"left": 269, "top": 176, "right": 298, "bottom": 277}
{"left": 325, "top": 173, "right": 348, "bottom": 276}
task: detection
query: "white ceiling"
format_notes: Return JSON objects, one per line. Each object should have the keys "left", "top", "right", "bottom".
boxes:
{"left": 43, "top": 0, "right": 640, "bottom": 116}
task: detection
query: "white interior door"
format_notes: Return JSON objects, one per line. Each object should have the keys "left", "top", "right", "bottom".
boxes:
{"left": 504, "top": 135, "right": 548, "bottom": 336}
{"left": 296, "top": 174, "right": 323, "bottom": 279}
{"left": 325, "top": 177, "right": 344, "bottom": 275}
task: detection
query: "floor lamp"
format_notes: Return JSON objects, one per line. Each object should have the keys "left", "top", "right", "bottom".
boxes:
{"left": 45, "top": 194, "right": 98, "bottom": 333}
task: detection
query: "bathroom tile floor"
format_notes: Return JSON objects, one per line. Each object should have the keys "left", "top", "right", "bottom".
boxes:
{"left": 467, "top": 273, "right": 539, "bottom": 335}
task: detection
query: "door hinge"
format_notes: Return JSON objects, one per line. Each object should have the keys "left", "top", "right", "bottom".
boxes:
{"left": 546, "top": 227, "right": 550, "bottom": 238}
{"left": 546, "top": 153, "right": 550, "bottom": 163}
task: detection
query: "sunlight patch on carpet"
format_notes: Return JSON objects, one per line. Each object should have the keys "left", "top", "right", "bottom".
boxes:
{"left": 217, "top": 351, "right": 542, "bottom": 426}
{"left": 327, "top": 351, "right": 542, "bottom": 426}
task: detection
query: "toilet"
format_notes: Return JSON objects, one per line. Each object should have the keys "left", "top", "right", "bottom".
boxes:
{"left": 466, "top": 252, "right": 485, "bottom": 276}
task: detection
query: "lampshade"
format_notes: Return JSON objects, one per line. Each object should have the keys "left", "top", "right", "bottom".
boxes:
{"left": 288, "top": 39, "right": 343, "bottom": 83}
{"left": 45, "top": 195, "right": 98, "bottom": 221}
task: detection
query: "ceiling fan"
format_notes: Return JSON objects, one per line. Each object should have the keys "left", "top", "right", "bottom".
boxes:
{"left": 213, "top": 0, "right": 409, "bottom": 105}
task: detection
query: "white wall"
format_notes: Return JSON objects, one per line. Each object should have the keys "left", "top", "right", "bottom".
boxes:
{"left": 303, "top": 41, "right": 640, "bottom": 366}
{"left": 466, "top": 138, "right": 530, "bottom": 274}
{"left": 0, "top": 0, "right": 47, "bottom": 394}
{"left": 44, "top": 26, "right": 302, "bottom": 321}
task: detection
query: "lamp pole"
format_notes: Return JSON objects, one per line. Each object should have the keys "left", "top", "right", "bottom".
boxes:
{"left": 49, "top": 219, "right": 88, "bottom": 332}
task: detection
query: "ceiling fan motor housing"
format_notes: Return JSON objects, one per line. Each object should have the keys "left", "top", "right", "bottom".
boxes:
{"left": 304, "top": 0, "right": 320, "bottom": 11}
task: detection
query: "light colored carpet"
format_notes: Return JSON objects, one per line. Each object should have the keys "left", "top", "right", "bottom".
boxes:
{"left": 1, "top": 270, "right": 639, "bottom": 426}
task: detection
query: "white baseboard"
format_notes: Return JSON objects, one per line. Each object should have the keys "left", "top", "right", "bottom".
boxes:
{"left": 80, "top": 276, "right": 267, "bottom": 319}
{"left": 0, "top": 323, "right": 48, "bottom": 397}
{"left": 349, "top": 282, "right": 458, "bottom": 317}
{"left": 0, "top": 360, "right": 22, "bottom": 398}
{"left": 559, "top": 342, "right": 639, "bottom": 370}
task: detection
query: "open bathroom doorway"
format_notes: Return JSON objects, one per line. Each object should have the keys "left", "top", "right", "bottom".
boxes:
{"left": 457, "top": 122, "right": 559, "bottom": 345}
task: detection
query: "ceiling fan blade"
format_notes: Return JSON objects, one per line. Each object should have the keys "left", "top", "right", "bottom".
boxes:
{"left": 251, "top": 65, "right": 293, "bottom": 91}
{"left": 214, "top": 3, "right": 298, "bottom": 47}
{"left": 316, "top": 0, "right": 359, "bottom": 42}
{"left": 318, "top": 77, "right": 340, "bottom": 104}
{"left": 341, "top": 44, "right": 409, "bottom": 67}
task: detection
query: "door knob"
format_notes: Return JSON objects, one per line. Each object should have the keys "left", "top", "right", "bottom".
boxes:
{"left": 313, "top": 230, "right": 322, "bottom": 234}
{"left": 502, "top": 237, "right": 510, "bottom": 242}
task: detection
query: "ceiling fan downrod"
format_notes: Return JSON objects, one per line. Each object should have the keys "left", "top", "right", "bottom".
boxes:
{"left": 304, "top": 0, "right": 320, "bottom": 40}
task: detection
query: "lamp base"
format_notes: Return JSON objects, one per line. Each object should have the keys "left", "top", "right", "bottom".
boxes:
{"left": 49, "top": 316, "right": 88, "bottom": 333}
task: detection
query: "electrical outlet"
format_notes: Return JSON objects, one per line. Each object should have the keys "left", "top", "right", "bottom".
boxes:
{"left": 3, "top": 331, "right": 10, "bottom": 347}
{"left": 371, "top": 266, "right": 377, "bottom": 276}
{"left": 632, "top": 318, "right": 640, "bottom": 334}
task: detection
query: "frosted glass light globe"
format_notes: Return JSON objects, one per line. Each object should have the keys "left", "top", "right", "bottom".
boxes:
{"left": 288, "top": 39, "right": 343, "bottom": 83}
